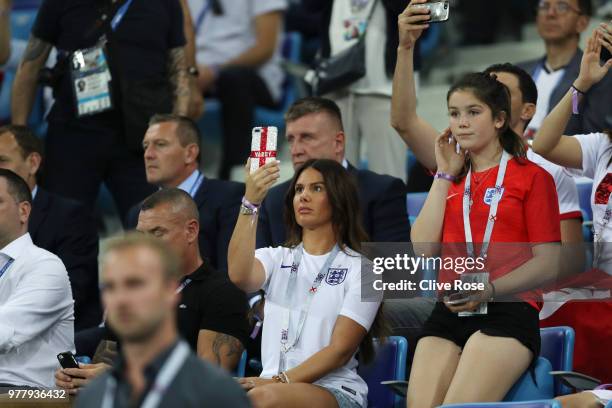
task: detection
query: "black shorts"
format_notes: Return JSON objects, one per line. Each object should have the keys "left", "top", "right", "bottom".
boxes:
{"left": 420, "top": 301, "right": 541, "bottom": 358}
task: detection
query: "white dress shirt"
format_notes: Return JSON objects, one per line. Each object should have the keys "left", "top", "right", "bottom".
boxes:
{"left": 0, "top": 233, "right": 74, "bottom": 388}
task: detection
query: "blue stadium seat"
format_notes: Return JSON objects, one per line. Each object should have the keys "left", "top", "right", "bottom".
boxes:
{"left": 503, "top": 327, "right": 575, "bottom": 401}
{"left": 540, "top": 327, "right": 575, "bottom": 396}
{"left": 358, "top": 336, "right": 408, "bottom": 408}
{"left": 576, "top": 181, "right": 593, "bottom": 221}
{"left": 406, "top": 192, "right": 428, "bottom": 218}
{"left": 197, "top": 31, "right": 303, "bottom": 146}
{"left": 503, "top": 357, "right": 555, "bottom": 401}
{"left": 440, "top": 400, "right": 562, "bottom": 408}
{"left": 234, "top": 349, "right": 247, "bottom": 378}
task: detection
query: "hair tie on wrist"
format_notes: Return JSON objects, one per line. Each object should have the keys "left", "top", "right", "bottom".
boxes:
{"left": 434, "top": 172, "right": 457, "bottom": 183}
{"left": 571, "top": 85, "right": 585, "bottom": 115}
{"left": 241, "top": 196, "right": 260, "bottom": 210}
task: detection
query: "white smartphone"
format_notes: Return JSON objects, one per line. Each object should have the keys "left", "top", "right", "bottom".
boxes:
{"left": 250, "top": 126, "right": 278, "bottom": 173}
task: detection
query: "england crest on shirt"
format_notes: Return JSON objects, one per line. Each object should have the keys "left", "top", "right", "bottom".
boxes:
{"left": 484, "top": 187, "right": 504, "bottom": 205}
{"left": 326, "top": 268, "right": 348, "bottom": 285}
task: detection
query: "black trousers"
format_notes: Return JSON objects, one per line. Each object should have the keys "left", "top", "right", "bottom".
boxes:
{"left": 214, "top": 66, "right": 277, "bottom": 180}
{"left": 43, "top": 115, "right": 156, "bottom": 224}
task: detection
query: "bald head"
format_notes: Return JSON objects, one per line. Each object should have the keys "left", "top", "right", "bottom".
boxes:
{"left": 137, "top": 189, "right": 201, "bottom": 273}
{"left": 141, "top": 188, "right": 199, "bottom": 222}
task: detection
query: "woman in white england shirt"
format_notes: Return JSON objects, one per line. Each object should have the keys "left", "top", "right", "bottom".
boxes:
{"left": 533, "top": 27, "right": 612, "bottom": 272}
{"left": 228, "top": 158, "right": 384, "bottom": 408}
{"left": 533, "top": 27, "right": 612, "bottom": 403}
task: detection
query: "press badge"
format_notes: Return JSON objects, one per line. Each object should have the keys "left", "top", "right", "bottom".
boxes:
{"left": 71, "top": 43, "right": 112, "bottom": 117}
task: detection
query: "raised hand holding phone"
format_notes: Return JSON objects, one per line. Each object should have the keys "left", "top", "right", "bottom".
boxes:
{"left": 575, "top": 28, "right": 612, "bottom": 93}
{"left": 412, "top": 1, "right": 450, "bottom": 23}
{"left": 244, "top": 126, "right": 280, "bottom": 205}
{"left": 398, "top": 0, "right": 431, "bottom": 50}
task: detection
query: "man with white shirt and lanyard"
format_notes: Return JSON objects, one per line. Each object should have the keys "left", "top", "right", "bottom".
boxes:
{"left": 0, "top": 168, "right": 74, "bottom": 389}
{"left": 125, "top": 114, "right": 244, "bottom": 273}
{"left": 519, "top": 0, "right": 612, "bottom": 137}
{"left": 0, "top": 125, "right": 101, "bottom": 332}
{"left": 73, "top": 233, "right": 249, "bottom": 408}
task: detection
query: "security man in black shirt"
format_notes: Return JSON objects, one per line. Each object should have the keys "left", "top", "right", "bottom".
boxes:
{"left": 11, "top": 0, "right": 194, "bottom": 223}
{"left": 56, "top": 188, "right": 249, "bottom": 394}
{"left": 135, "top": 188, "right": 249, "bottom": 368}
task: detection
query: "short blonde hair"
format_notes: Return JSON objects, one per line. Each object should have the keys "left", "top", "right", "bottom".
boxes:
{"left": 101, "top": 232, "right": 182, "bottom": 280}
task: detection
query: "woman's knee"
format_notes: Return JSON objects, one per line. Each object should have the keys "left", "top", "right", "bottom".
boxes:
{"left": 248, "top": 385, "right": 281, "bottom": 408}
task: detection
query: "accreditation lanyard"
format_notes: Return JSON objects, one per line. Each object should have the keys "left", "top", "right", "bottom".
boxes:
{"left": 462, "top": 150, "right": 511, "bottom": 259}
{"left": 101, "top": 341, "right": 190, "bottom": 408}
{"left": 593, "top": 188, "right": 612, "bottom": 267}
{"left": 110, "top": 0, "right": 135, "bottom": 32}
{"left": 0, "top": 258, "right": 14, "bottom": 279}
{"left": 278, "top": 243, "right": 341, "bottom": 373}
{"left": 176, "top": 278, "right": 192, "bottom": 294}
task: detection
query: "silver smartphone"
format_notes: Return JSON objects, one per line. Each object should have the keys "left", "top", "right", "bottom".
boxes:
{"left": 413, "top": 1, "right": 450, "bottom": 23}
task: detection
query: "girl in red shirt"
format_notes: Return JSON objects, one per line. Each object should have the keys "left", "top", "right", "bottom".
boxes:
{"left": 408, "top": 72, "right": 561, "bottom": 406}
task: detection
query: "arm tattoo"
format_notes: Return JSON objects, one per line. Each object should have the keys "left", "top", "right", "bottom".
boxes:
{"left": 212, "top": 333, "right": 243, "bottom": 364}
{"left": 167, "top": 47, "right": 190, "bottom": 115}
{"left": 22, "top": 35, "right": 52, "bottom": 64}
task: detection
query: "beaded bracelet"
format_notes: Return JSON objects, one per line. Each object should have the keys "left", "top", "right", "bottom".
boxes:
{"left": 434, "top": 172, "right": 457, "bottom": 183}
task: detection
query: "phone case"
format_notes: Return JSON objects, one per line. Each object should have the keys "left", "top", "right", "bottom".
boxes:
{"left": 414, "top": 1, "right": 450, "bottom": 23}
{"left": 250, "top": 126, "right": 278, "bottom": 173}
{"left": 57, "top": 352, "right": 79, "bottom": 369}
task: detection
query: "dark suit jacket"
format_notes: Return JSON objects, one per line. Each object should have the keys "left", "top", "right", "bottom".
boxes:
{"left": 29, "top": 188, "right": 101, "bottom": 331}
{"left": 125, "top": 178, "right": 244, "bottom": 273}
{"left": 519, "top": 49, "right": 612, "bottom": 134}
{"left": 257, "top": 163, "right": 411, "bottom": 248}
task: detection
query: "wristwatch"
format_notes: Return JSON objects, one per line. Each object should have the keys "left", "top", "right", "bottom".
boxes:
{"left": 239, "top": 204, "right": 257, "bottom": 216}
{"left": 187, "top": 66, "right": 199, "bottom": 77}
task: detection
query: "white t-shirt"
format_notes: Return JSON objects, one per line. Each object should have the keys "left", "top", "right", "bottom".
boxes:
{"left": 189, "top": 0, "right": 287, "bottom": 101}
{"left": 527, "top": 66, "right": 566, "bottom": 133}
{"left": 569, "top": 133, "right": 612, "bottom": 271}
{"left": 329, "top": 0, "right": 391, "bottom": 96}
{"left": 527, "top": 148, "right": 582, "bottom": 219}
{"left": 569, "top": 133, "right": 612, "bottom": 238}
{"left": 255, "top": 245, "right": 380, "bottom": 407}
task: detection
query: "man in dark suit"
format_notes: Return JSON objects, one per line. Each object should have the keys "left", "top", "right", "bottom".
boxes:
{"left": 257, "top": 97, "right": 410, "bottom": 248}
{"left": 519, "top": 0, "right": 611, "bottom": 137}
{"left": 0, "top": 125, "right": 100, "bottom": 331}
{"left": 125, "top": 114, "right": 243, "bottom": 272}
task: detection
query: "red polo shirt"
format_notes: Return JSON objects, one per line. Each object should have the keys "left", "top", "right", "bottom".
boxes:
{"left": 440, "top": 157, "right": 561, "bottom": 309}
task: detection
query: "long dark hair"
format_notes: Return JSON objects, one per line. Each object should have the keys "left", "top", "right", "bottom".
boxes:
{"left": 447, "top": 72, "right": 527, "bottom": 178}
{"left": 283, "top": 159, "right": 387, "bottom": 363}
